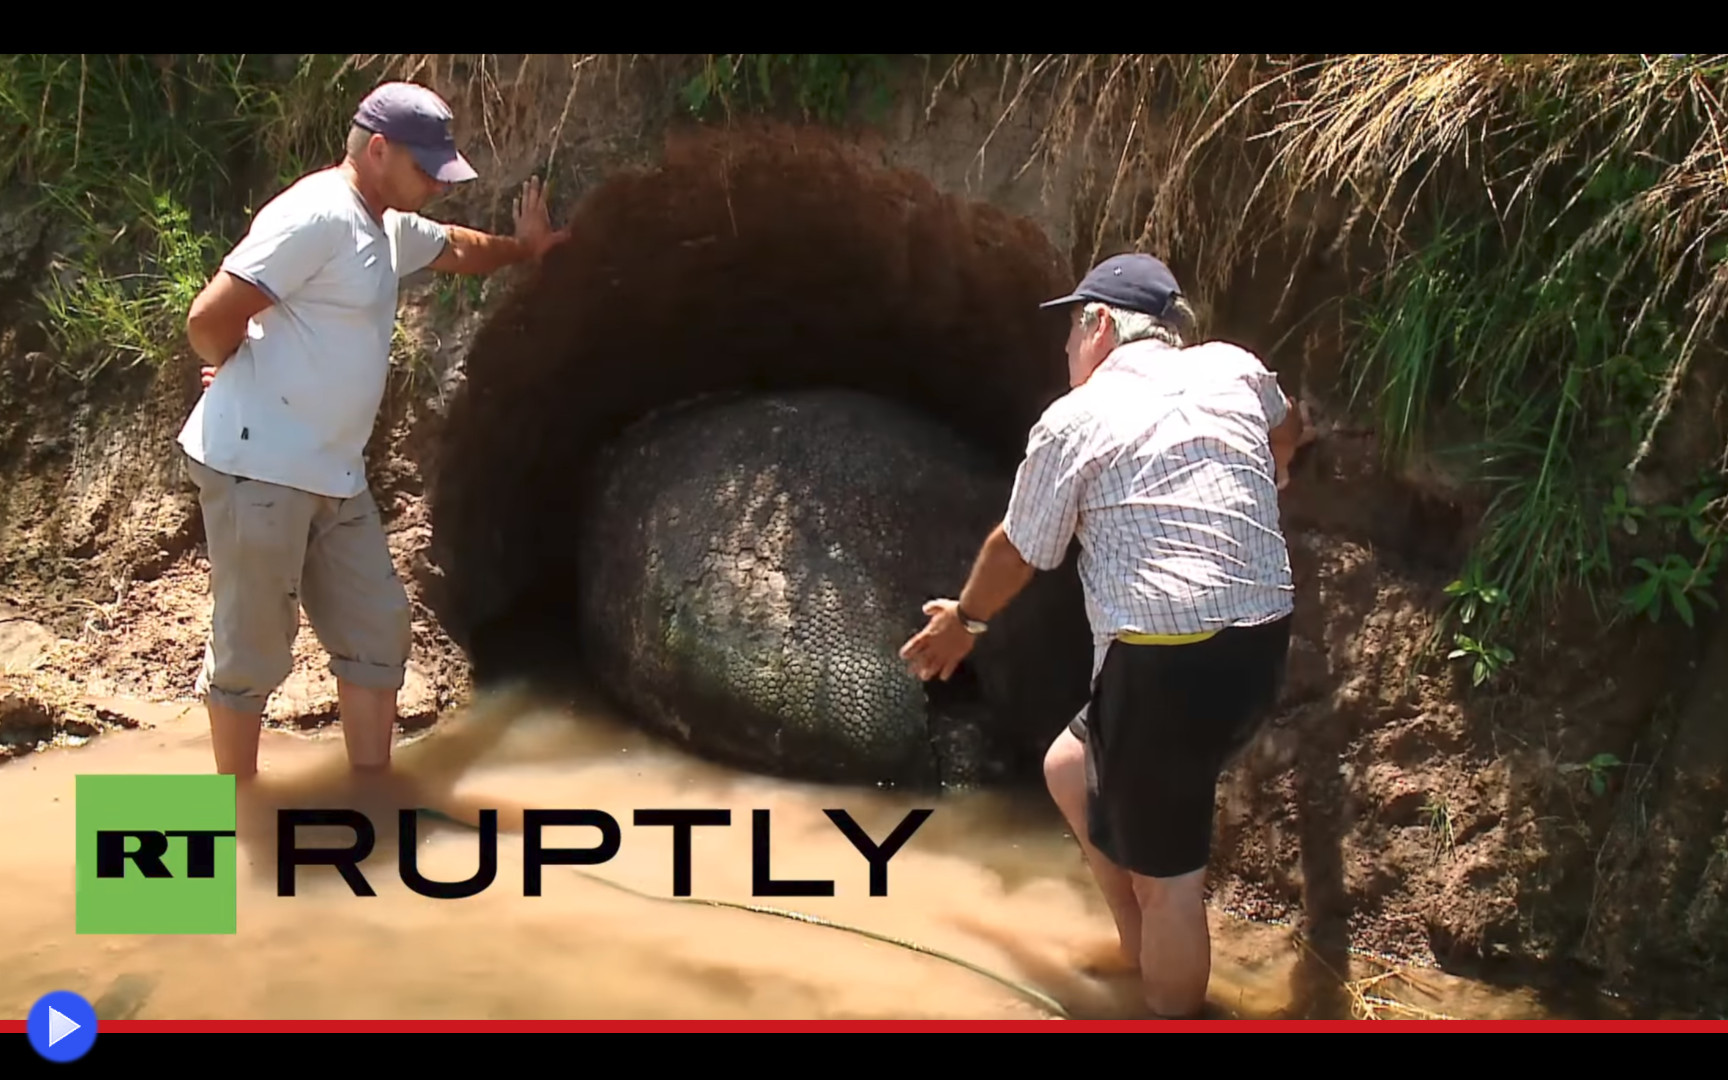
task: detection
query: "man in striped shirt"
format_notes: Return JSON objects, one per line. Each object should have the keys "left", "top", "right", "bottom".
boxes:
{"left": 900, "top": 252, "right": 1305, "bottom": 1019}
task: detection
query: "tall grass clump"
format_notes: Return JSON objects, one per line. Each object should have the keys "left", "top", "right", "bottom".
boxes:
{"left": 1294, "top": 55, "right": 1728, "bottom": 664}
{"left": 0, "top": 54, "right": 376, "bottom": 381}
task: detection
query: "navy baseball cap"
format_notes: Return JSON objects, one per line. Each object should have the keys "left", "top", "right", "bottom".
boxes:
{"left": 353, "top": 82, "right": 479, "bottom": 184}
{"left": 1040, "top": 253, "right": 1182, "bottom": 318}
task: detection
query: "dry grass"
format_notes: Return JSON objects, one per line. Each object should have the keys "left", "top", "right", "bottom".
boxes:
{"left": 935, "top": 55, "right": 1728, "bottom": 399}
{"left": 15, "top": 53, "right": 1726, "bottom": 419}
{"left": 345, "top": 55, "right": 622, "bottom": 169}
{"left": 330, "top": 54, "right": 1728, "bottom": 330}
{"left": 333, "top": 54, "right": 661, "bottom": 226}
{"left": 1290, "top": 930, "right": 1461, "bottom": 1021}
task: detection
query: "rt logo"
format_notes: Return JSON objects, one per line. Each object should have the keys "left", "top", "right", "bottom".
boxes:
{"left": 75, "top": 774, "right": 237, "bottom": 934}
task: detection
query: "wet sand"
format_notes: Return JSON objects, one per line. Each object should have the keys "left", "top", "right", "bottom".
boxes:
{"left": 0, "top": 687, "right": 1591, "bottom": 1022}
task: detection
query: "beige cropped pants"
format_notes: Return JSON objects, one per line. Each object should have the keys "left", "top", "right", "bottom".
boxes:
{"left": 185, "top": 453, "right": 412, "bottom": 714}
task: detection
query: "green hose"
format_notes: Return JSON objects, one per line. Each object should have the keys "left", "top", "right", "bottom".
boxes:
{"left": 416, "top": 807, "right": 1072, "bottom": 1020}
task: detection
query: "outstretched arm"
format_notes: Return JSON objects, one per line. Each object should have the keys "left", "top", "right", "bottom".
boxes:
{"left": 427, "top": 176, "right": 569, "bottom": 275}
{"left": 900, "top": 412, "right": 1082, "bottom": 683}
{"left": 958, "top": 524, "right": 1036, "bottom": 624}
{"left": 900, "top": 524, "right": 1036, "bottom": 682}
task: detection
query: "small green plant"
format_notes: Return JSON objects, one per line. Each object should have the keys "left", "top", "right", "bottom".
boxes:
{"left": 1655, "top": 484, "right": 1723, "bottom": 548}
{"left": 38, "top": 183, "right": 225, "bottom": 380}
{"left": 1621, "top": 551, "right": 1720, "bottom": 628}
{"left": 1421, "top": 794, "right": 1455, "bottom": 860}
{"left": 1443, "top": 557, "right": 1506, "bottom": 629}
{"left": 1438, "top": 558, "right": 1517, "bottom": 686}
{"left": 1603, "top": 485, "right": 1646, "bottom": 536}
{"left": 1448, "top": 632, "right": 1515, "bottom": 687}
{"left": 431, "top": 274, "right": 485, "bottom": 318}
{"left": 1559, "top": 752, "right": 1623, "bottom": 797}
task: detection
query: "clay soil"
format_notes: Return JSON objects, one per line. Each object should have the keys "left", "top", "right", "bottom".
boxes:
{"left": 2, "top": 118, "right": 1724, "bottom": 1020}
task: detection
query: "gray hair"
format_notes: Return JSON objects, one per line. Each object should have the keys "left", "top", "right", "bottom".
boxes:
{"left": 345, "top": 123, "right": 376, "bottom": 161}
{"left": 1079, "top": 295, "right": 1198, "bottom": 349}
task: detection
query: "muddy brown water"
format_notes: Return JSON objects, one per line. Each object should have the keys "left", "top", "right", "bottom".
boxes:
{"left": 0, "top": 687, "right": 1636, "bottom": 1023}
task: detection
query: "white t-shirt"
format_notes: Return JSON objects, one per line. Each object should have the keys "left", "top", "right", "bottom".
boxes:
{"left": 177, "top": 168, "right": 449, "bottom": 499}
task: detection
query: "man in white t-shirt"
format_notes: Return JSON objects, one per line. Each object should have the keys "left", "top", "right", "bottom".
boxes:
{"left": 177, "top": 81, "right": 569, "bottom": 779}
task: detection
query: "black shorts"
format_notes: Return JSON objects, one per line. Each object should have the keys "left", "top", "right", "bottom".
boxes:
{"left": 1067, "top": 614, "right": 1291, "bottom": 879}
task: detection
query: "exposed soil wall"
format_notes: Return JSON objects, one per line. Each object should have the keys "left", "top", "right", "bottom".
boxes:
{"left": 2, "top": 58, "right": 1725, "bottom": 1017}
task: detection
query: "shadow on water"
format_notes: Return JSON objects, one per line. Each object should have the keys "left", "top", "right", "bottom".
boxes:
{"left": 0, "top": 684, "right": 1669, "bottom": 1022}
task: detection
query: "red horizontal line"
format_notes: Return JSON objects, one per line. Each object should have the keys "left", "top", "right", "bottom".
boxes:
{"left": 3, "top": 1019, "right": 1726, "bottom": 1032}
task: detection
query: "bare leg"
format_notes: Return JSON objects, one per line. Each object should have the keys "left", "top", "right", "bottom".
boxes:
{"left": 1131, "top": 868, "right": 1211, "bottom": 1018}
{"left": 208, "top": 698, "right": 264, "bottom": 777}
{"left": 1044, "top": 726, "right": 1142, "bottom": 969}
{"left": 337, "top": 678, "right": 398, "bottom": 772}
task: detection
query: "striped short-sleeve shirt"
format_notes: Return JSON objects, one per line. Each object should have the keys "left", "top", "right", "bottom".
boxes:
{"left": 1002, "top": 338, "right": 1296, "bottom": 679}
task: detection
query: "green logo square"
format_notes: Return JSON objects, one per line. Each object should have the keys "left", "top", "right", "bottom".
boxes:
{"left": 75, "top": 774, "right": 238, "bottom": 934}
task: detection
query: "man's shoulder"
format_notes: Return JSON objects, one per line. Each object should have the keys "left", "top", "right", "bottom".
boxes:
{"left": 382, "top": 206, "right": 448, "bottom": 244}
{"left": 1034, "top": 387, "right": 1099, "bottom": 437}
{"left": 251, "top": 169, "right": 359, "bottom": 230}
{"left": 381, "top": 205, "right": 440, "bottom": 229}
{"left": 1178, "top": 338, "right": 1272, "bottom": 375}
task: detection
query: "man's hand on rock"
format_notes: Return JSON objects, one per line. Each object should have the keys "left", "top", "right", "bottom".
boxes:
{"left": 513, "top": 176, "right": 570, "bottom": 260}
{"left": 899, "top": 598, "right": 976, "bottom": 682}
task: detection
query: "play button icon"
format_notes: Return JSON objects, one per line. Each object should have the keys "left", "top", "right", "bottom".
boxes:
{"left": 49, "top": 1004, "right": 82, "bottom": 1044}
{"left": 27, "top": 990, "right": 97, "bottom": 1062}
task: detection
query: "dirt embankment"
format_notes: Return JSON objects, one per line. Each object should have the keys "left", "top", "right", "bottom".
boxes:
{"left": 2, "top": 68, "right": 1726, "bottom": 1019}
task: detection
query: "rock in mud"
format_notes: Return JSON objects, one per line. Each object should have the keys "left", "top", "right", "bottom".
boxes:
{"left": 0, "top": 601, "right": 58, "bottom": 675}
{"left": 0, "top": 690, "right": 56, "bottom": 753}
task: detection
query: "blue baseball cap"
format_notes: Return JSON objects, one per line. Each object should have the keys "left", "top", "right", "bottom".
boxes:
{"left": 353, "top": 82, "right": 479, "bottom": 184}
{"left": 1040, "top": 253, "right": 1182, "bottom": 318}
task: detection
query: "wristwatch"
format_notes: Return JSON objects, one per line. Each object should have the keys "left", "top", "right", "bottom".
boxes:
{"left": 956, "top": 604, "right": 988, "bottom": 635}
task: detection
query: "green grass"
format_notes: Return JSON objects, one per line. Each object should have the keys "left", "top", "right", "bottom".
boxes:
{"left": 1333, "top": 69, "right": 1727, "bottom": 668}
{"left": 679, "top": 54, "right": 901, "bottom": 126}
{"left": 1348, "top": 183, "right": 1680, "bottom": 627}
{"left": 0, "top": 53, "right": 372, "bottom": 382}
